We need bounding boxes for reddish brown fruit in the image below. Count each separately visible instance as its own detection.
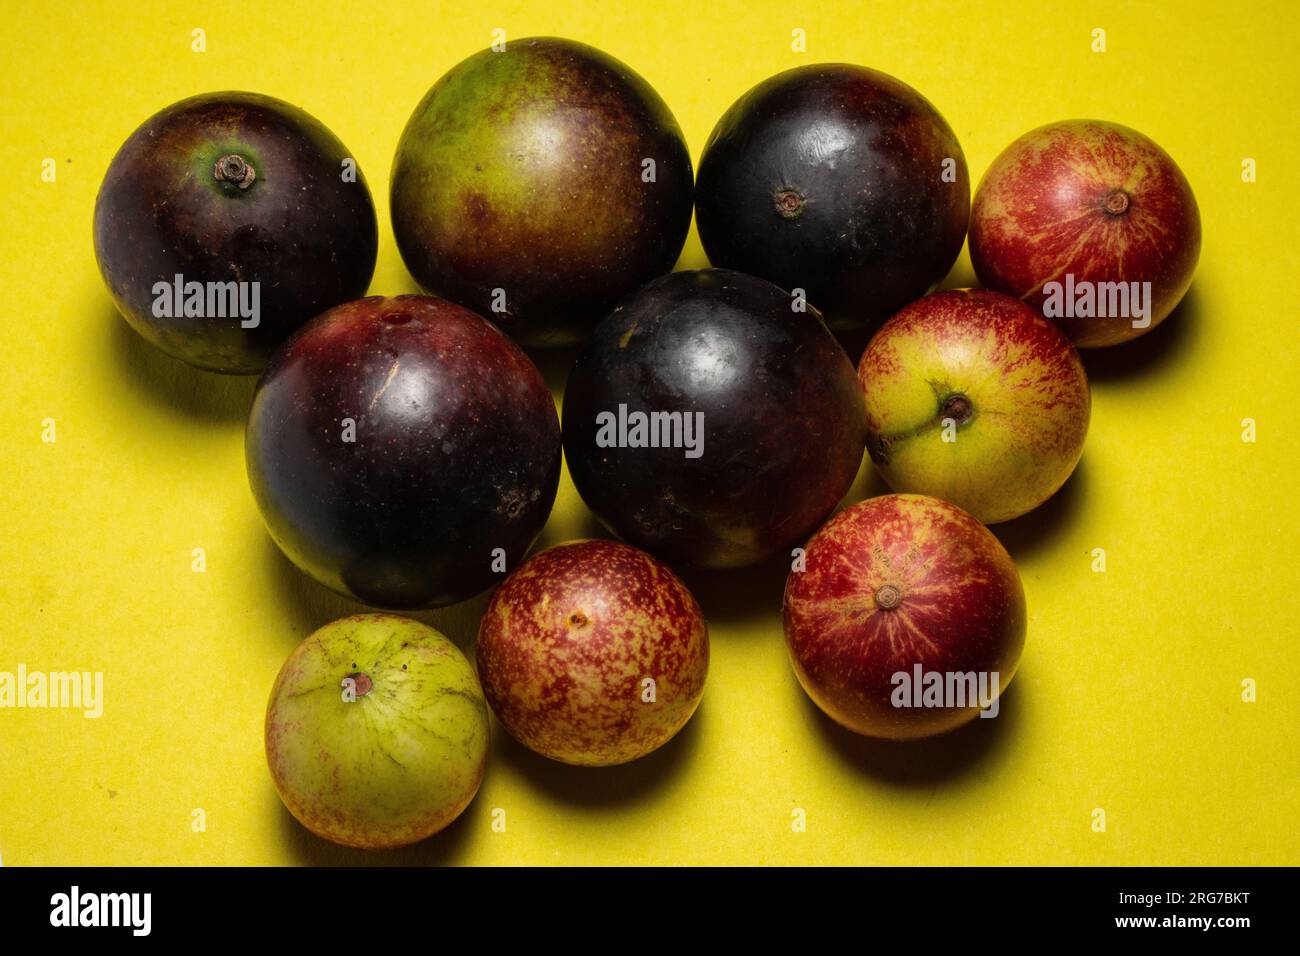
[783,495,1026,740]
[246,295,560,609]
[476,539,708,766]
[969,120,1200,348]
[94,92,378,373]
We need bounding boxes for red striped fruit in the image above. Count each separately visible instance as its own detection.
[784,495,1026,740]
[476,539,708,766]
[969,119,1200,348]
[858,289,1090,525]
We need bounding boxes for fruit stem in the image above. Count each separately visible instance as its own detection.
[344,672,373,698]
[773,187,806,219]
[941,393,974,425]
[1103,189,1130,215]
[874,584,903,610]
[214,153,256,190]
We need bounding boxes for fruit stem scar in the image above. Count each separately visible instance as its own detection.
[941,393,974,425]
[874,583,903,610]
[773,187,806,219]
[568,611,589,627]
[214,153,256,189]
[1103,189,1130,215]
[344,672,373,698]
[870,389,975,464]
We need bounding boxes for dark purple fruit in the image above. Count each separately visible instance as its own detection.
[391,37,694,349]
[246,295,561,608]
[562,269,865,569]
[94,92,378,374]
[695,65,969,332]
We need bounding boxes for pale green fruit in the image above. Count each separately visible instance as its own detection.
[266,614,489,849]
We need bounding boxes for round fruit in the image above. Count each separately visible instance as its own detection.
[93,91,378,373]
[784,495,1026,740]
[266,614,489,849]
[969,119,1201,348]
[563,269,865,569]
[476,539,708,766]
[695,64,969,332]
[858,289,1090,524]
[246,294,561,608]
[391,37,694,348]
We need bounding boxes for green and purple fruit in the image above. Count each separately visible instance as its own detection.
[94,92,377,373]
[391,37,694,348]
[265,614,489,850]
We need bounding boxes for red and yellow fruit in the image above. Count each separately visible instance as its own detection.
[784,495,1026,740]
[476,539,708,766]
[969,119,1200,348]
[858,289,1090,524]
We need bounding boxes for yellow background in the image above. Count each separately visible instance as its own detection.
[1,0,1297,866]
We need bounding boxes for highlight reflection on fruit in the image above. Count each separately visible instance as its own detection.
[266,614,489,850]
[858,289,1090,525]
[562,269,865,569]
[784,495,1026,741]
[695,64,969,332]
[969,119,1201,348]
[93,91,378,374]
[391,36,694,348]
[245,295,561,609]
[476,539,708,766]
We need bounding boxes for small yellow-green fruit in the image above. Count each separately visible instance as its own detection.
[265,614,488,849]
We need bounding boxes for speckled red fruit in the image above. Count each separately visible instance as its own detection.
[246,295,560,608]
[784,495,1026,740]
[476,539,708,766]
[969,120,1200,348]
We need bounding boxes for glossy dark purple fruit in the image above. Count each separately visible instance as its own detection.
[94,92,378,374]
[695,65,969,333]
[246,295,561,608]
[562,269,865,569]
[391,37,694,348]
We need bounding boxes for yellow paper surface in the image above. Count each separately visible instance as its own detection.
[1,0,1297,866]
